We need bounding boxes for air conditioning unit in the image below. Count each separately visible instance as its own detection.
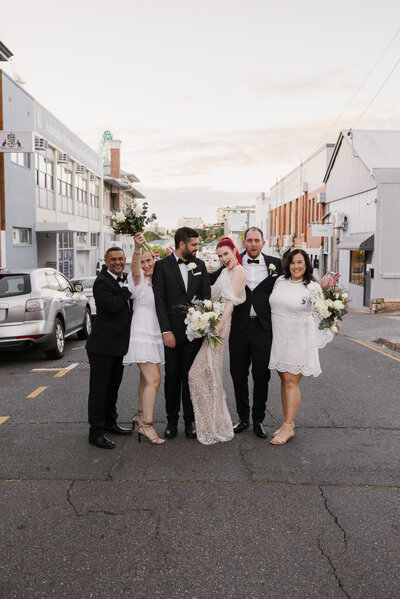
[57,153,70,164]
[35,137,48,151]
[76,165,87,175]
[89,173,96,182]
[283,234,294,247]
[317,193,326,204]
[334,212,348,229]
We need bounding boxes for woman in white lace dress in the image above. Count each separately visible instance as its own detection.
[123,233,165,445]
[189,237,246,445]
[269,249,333,445]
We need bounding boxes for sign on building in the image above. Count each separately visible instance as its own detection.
[311,224,333,237]
[0,131,34,152]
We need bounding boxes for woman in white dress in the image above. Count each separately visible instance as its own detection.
[123,233,165,445]
[269,249,333,445]
[189,237,247,445]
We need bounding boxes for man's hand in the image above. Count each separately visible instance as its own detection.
[163,332,176,348]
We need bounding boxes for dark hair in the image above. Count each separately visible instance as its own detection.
[174,227,199,249]
[284,249,315,285]
[105,246,125,258]
[216,237,242,265]
[244,226,264,240]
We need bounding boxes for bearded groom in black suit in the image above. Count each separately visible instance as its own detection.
[86,247,133,449]
[152,227,211,439]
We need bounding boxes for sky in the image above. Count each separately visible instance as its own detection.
[1,0,400,227]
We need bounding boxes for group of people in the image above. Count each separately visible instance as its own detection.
[86,226,336,449]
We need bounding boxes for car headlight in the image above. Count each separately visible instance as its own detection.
[26,298,45,312]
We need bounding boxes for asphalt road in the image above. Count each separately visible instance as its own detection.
[0,317,399,599]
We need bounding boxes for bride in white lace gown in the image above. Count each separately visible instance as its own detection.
[189,238,246,445]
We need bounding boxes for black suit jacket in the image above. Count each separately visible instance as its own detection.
[152,254,211,343]
[86,267,132,356]
[209,252,283,332]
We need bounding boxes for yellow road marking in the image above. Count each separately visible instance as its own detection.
[26,386,47,399]
[340,332,400,363]
[31,362,79,378]
[0,416,9,424]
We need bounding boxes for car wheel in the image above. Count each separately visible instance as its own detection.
[45,318,65,359]
[77,308,92,340]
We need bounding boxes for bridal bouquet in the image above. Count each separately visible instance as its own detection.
[183,297,225,347]
[314,286,349,334]
[111,199,157,253]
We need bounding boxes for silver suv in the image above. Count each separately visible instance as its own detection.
[0,268,92,359]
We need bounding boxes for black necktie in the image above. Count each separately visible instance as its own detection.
[116,276,124,283]
[247,259,259,264]
[177,258,189,265]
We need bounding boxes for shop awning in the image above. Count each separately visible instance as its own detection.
[36,223,88,233]
[338,233,374,251]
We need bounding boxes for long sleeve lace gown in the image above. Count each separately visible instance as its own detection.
[188,267,246,445]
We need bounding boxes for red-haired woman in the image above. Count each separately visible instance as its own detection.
[188,237,247,444]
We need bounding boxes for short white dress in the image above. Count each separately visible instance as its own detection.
[269,276,333,377]
[123,271,164,365]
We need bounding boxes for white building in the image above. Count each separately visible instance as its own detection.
[177,216,204,229]
[324,130,400,309]
[255,192,270,239]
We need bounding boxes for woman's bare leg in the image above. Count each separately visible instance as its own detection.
[137,363,164,443]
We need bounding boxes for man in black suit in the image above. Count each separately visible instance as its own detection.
[86,247,133,449]
[210,227,283,439]
[152,227,211,439]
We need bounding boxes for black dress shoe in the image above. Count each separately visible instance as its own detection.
[185,421,197,439]
[104,424,133,435]
[89,435,116,449]
[253,422,268,439]
[233,419,249,434]
[164,424,178,439]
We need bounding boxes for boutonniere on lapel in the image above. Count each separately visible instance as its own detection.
[268,263,277,276]
[187,262,202,276]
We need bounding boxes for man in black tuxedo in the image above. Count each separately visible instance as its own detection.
[210,227,283,439]
[152,227,211,439]
[86,247,133,449]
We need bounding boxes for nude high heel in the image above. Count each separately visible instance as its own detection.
[270,423,294,445]
[138,422,165,445]
[132,409,143,430]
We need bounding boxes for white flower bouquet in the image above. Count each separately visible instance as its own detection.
[183,296,225,347]
[110,199,157,253]
[314,286,349,333]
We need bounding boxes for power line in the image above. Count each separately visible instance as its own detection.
[317,26,400,145]
[350,55,400,129]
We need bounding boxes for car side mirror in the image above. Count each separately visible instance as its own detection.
[73,282,84,292]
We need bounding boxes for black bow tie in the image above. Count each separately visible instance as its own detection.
[177,258,189,265]
[116,276,124,283]
[247,259,259,264]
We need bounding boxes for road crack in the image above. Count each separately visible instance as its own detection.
[317,538,351,599]
[237,437,255,481]
[319,485,348,550]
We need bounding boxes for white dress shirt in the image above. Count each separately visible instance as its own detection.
[243,253,269,316]
[174,252,188,291]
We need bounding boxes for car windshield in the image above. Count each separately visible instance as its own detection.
[0,274,31,297]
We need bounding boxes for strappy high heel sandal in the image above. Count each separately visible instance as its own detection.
[138,422,165,445]
[273,422,295,437]
[132,409,143,431]
[270,423,294,445]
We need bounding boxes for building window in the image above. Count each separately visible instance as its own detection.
[89,177,100,220]
[58,232,74,279]
[350,250,365,286]
[57,164,73,214]
[90,232,99,247]
[13,227,31,245]
[76,171,88,217]
[35,148,54,209]
[11,153,31,168]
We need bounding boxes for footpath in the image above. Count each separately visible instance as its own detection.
[341,307,400,356]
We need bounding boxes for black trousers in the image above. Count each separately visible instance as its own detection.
[229,318,272,424]
[87,351,124,440]
[164,337,202,425]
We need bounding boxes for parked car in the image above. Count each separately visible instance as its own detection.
[71,276,97,317]
[0,268,92,359]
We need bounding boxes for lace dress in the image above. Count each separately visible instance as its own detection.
[269,276,333,377]
[123,271,164,365]
[189,267,246,445]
